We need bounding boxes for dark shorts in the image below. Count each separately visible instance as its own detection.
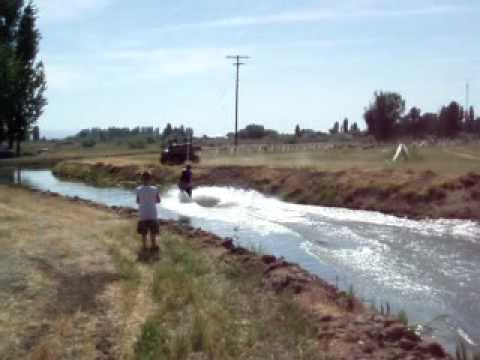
[137,220,159,235]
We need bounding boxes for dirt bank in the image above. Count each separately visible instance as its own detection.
[29,188,453,359]
[54,161,480,221]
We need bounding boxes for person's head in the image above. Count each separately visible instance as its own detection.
[141,171,152,185]
[186,164,192,171]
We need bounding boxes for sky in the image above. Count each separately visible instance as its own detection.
[35,0,480,138]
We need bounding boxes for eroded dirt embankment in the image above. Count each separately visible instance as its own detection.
[54,161,480,221]
[32,188,452,359]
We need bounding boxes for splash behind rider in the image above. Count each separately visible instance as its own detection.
[179,164,193,197]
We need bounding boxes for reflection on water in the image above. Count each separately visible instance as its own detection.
[2,168,480,353]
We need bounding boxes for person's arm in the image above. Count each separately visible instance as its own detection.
[156,192,161,204]
[136,193,140,205]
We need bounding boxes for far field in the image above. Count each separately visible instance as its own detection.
[74,142,480,179]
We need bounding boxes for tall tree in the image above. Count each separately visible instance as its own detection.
[294,124,301,137]
[350,122,359,133]
[32,124,39,141]
[329,121,339,135]
[438,101,463,138]
[0,0,24,145]
[0,0,24,43]
[10,2,47,155]
[405,106,421,137]
[364,91,405,140]
[0,47,17,144]
[465,106,476,133]
[342,118,349,133]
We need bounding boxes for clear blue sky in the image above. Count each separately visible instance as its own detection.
[36,0,480,138]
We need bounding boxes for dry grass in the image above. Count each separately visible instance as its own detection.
[0,185,149,359]
[0,141,161,167]
[75,142,480,179]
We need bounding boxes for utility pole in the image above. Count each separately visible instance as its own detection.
[226,55,249,151]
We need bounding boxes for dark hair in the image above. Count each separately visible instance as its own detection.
[186,164,191,170]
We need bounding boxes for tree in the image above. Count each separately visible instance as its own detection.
[239,124,265,139]
[0,1,46,154]
[364,91,405,140]
[32,124,39,141]
[294,124,301,137]
[0,0,24,145]
[404,106,421,137]
[0,46,17,144]
[11,2,47,155]
[329,121,339,135]
[162,123,173,138]
[350,122,359,133]
[465,106,475,133]
[438,101,463,138]
[342,118,349,133]
[185,127,194,141]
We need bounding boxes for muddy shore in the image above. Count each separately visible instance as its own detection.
[21,186,453,359]
[54,161,480,221]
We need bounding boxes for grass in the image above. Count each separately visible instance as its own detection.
[0,185,338,359]
[134,234,325,359]
[0,185,146,359]
[0,140,161,167]
[71,142,480,181]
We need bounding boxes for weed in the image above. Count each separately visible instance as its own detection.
[134,319,170,360]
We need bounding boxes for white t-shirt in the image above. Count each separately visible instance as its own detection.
[136,185,160,221]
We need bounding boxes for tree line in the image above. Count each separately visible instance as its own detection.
[328,118,359,135]
[363,91,479,140]
[0,0,46,155]
[73,124,194,145]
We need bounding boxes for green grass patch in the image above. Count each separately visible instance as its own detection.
[134,234,326,359]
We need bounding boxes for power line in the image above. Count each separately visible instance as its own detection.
[226,55,250,151]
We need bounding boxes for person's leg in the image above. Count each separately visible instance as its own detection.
[138,221,148,249]
[150,220,159,250]
[150,233,157,249]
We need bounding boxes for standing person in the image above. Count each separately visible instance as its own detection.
[136,171,161,259]
[178,164,193,197]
